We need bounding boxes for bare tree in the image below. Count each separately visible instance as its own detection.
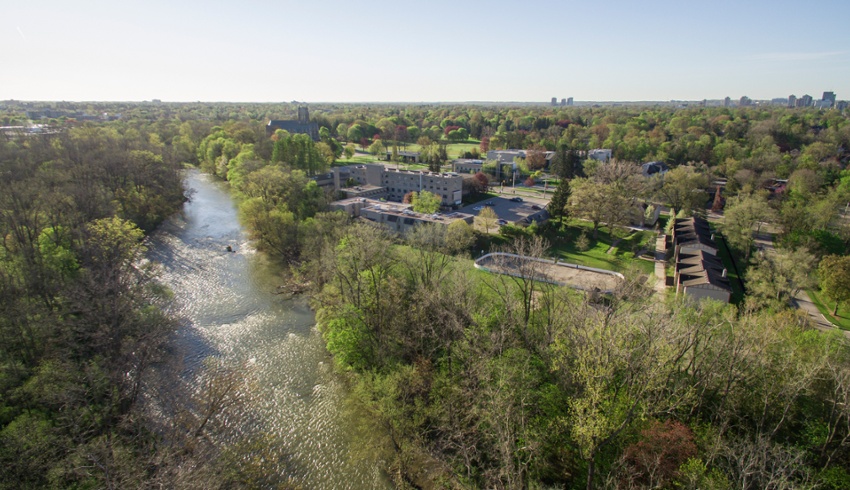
[485,236,550,339]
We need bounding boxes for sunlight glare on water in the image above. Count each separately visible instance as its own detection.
[146,170,390,489]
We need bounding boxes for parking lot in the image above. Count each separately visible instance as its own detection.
[456,196,548,225]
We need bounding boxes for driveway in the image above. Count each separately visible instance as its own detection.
[706,212,848,337]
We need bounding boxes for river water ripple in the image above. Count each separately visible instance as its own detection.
[146,170,390,489]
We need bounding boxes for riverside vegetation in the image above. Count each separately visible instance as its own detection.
[3,100,850,488]
[0,125,305,488]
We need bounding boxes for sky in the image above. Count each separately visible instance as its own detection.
[2,0,849,103]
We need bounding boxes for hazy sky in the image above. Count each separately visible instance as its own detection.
[3,0,849,102]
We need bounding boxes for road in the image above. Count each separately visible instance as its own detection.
[705,211,847,336]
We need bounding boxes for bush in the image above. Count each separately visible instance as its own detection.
[576,230,591,251]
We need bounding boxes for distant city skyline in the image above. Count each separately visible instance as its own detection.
[3,0,849,103]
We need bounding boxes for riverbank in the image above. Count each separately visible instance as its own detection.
[147,170,392,489]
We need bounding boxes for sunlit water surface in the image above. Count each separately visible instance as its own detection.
[146,169,390,489]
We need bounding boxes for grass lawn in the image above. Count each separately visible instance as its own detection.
[445,142,481,159]
[336,140,482,171]
[536,220,657,275]
[396,140,481,159]
[462,192,499,206]
[806,289,850,330]
[335,155,381,165]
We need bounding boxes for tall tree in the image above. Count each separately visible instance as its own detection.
[411,191,441,214]
[655,165,709,216]
[547,178,571,222]
[551,145,581,179]
[475,207,498,234]
[721,193,774,261]
[746,248,816,306]
[818,254,850,315]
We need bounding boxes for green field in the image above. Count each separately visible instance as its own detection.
[389,140,482,159]
[334,155,379,165]
[538,220,657,275]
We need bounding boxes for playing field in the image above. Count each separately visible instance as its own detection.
[475,253,623,292]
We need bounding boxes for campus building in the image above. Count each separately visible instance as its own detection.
[383,150,421,163]
[330,164,463,208]
[486,149,556,166]
[331,198,473,234]
[266,106,320,140]
[587,149,612,162]
[452,159,484,174]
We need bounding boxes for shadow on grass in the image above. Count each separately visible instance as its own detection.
[807,289,850,330]
[537,220,656,275]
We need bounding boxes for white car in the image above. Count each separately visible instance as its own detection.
[473,206,483,211]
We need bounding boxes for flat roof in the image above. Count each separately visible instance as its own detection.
[340,184,384,192]
[382,168,461,178]
[363,203,472,224]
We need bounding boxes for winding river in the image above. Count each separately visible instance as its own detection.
[146,169,390,489]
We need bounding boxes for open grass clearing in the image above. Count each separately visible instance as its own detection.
[537,220,657,275]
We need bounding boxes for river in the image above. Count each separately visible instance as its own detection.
[146,169,391,489]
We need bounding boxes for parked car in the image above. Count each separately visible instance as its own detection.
[496,219,508,226]
[510,197,523,202]
[531,204,542,210]
[485,201,495,206]
[473,206,483,211]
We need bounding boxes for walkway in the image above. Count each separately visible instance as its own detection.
[653,234,667,296]
[708,213,847,336]
[791,290,838,332]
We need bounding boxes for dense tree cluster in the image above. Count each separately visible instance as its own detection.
[0,127,193,488]
[313,228,850,489]
[0,120,297,488]
[5,99,850,489]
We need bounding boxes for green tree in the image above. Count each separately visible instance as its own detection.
[368,139,385,156]
[411,191,442,214]
[475,207,498,234]
[271,132,328,176]
[547,178,571,222]
[818,254,850,315]
[721,193,774,261]
[445,220,475,255]
[568,178,608,238]
[655,165,709,216]
[746,248,816,306]
[550,145,577,179]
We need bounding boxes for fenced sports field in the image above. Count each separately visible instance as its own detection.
[474,253,624,293]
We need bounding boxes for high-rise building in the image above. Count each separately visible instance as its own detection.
[567,97,574,106]
[551,97,558,106]
[560,98,566,106]
[788,95,797,108]
[823,91,836,107]
[799,94,813,107]
[724,97,731,107]
[739,96,752,107]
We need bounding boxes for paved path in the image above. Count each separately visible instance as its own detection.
[791,290,839,332]
[653,234,667,296]
[707,212,848,336]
